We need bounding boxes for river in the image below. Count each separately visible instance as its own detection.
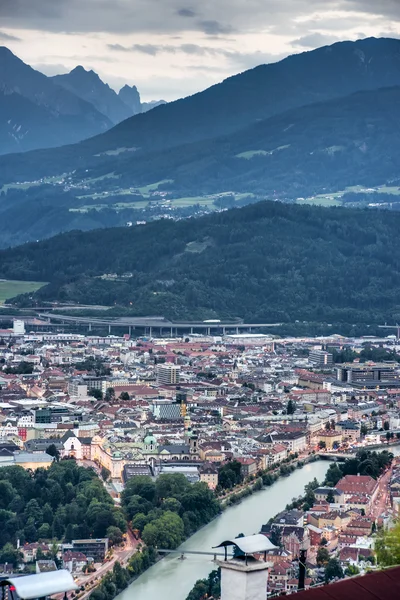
[116,460,330,600]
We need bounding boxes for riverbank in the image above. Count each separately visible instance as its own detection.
[115,461,331,600]
[219,452,319,506]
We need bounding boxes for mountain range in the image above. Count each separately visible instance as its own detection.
[0,47,165,154]
[1,37,400,248]
[2,200,400,328]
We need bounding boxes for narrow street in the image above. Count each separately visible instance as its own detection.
[369,466,392,519]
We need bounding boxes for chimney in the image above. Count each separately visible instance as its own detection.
[215,534,276,600]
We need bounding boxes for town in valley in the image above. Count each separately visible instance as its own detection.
[1,318,400,597]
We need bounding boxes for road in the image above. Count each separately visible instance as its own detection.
[71,529,139,600]
[369,466,392,519]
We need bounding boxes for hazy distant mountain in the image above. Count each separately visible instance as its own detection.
[0,47,112,154]
[2,37,400,173]
[2,37,400,250]
[52,66,133,125]
[118,84,142,116]
[141,99,167,112]
[118,84,166,114]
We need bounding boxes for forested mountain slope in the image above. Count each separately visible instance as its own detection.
[76,85,400,197]
[2,201,400,325]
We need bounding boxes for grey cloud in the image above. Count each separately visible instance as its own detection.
[0,0,399,38]
[128,44,164,56]
[108,42,222,56]
[177,8,196,18]
[0,30,21,41]
[197,20,235,35]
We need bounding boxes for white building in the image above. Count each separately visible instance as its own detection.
[156,363,180,385]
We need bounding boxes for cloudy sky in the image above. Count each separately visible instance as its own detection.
[0,0,399,101]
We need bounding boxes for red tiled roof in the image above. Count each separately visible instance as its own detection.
[297,565,400,599]
[336,475,377,495]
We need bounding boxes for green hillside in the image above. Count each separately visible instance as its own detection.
[1,200,400,325]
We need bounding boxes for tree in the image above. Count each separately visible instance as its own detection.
[0,543,21,567]
[360,424,368,436]
[386,432,391,442]
[218,460,243,490]
[122,476,156,505]
[113,561,128,592]
[316,546,330,566]
[162,497,181,513]
[155,474,189,502]
[287,399,296,415]
[345,564,360,576]
[318,441,326,450]
[324,463,343,487]
[384,421,390,431]
[101,467,111,482]
[0,481,17,509]
[142,511,184,549]
[324,557,344,583]
[320,537,328,546]
[106,526,124,545]
[131,513,148,533]
[88,388,103,401]
[105,387,115,402]
[119,392,130,400]
[326,490,335,504]
[46,444,60,462]
[37,523,51,540]
[375,520,400,566]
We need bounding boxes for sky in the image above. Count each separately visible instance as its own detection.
[0,0,400,101]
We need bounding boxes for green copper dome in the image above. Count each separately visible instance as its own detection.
[144,433,157,445]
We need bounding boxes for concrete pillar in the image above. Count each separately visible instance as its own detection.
[236,327,239,334]
[171,327,173,337]
[129,326,132,336]
[217,559,270,600]
[88,323,92,332]
[190,327,193,334]
[149,326,152,338]
[108,325,111,334]
[207,327,211,336]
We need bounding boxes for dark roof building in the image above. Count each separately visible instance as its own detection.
[297,564,400,599]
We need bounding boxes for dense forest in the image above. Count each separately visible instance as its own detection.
[2,200,400,326]
[121,473,220,547]
[0,461,127,564]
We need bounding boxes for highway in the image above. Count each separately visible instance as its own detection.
[38,312,283,334]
